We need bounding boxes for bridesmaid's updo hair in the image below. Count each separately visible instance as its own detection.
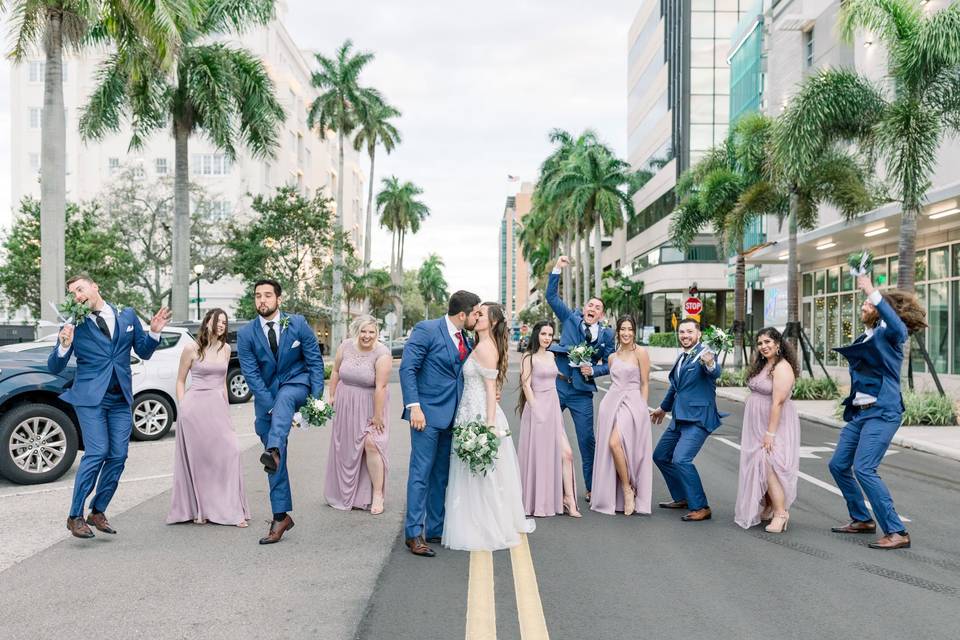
[746,326,800,380]
[350,314,379,346]
[614,315,638,349]
[196,308,229,361]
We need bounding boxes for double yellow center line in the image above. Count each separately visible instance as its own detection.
[465,534,549,639]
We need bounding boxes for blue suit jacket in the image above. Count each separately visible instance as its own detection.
[47,305,160,407]
[834,296,907,423]
[659,343,724,432]
[399,317,471,429]
[545,272,615,394]
[237,313,325,419]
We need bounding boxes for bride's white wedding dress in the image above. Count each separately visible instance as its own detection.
[443,355,535,551]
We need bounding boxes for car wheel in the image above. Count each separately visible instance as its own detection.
[131,393,174,441]
[0,403,79,484]
[227,367,252,404]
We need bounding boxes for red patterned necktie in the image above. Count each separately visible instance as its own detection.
[456,331,467,361]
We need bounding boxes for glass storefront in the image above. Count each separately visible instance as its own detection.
[801,240,960,374]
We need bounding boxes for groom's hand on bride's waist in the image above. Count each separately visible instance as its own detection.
[409,405,426,431]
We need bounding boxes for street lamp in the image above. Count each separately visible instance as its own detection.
[193,264,205,321]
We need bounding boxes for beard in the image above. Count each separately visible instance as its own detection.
[464,317,478,331]
[256,303,279,318]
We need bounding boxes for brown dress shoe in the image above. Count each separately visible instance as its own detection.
[406,536,436,557]
[67,516,95,539]
[831,520,877,534]
[260,449,280,473]
[86,512,116,534]
[869,532,911,550]
[681,507,712,522]
[658,500,688,510]
[258,515,295,545]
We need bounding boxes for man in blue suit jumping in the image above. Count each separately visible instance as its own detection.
[400,290,481,557]
[651,318,723,522]
[237,279,325,545]
[546,256,615,500]
[49,274,171,539]
[829,274,926,550]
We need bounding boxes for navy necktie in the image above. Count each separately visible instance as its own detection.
[267,321,279,357]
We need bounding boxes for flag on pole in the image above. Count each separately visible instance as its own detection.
[507,175,519,182]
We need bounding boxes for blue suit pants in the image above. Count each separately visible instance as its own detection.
[828,407,905,535]
[69,391,132,517]
[404,425,453,540]
[557,384,595,493]
[254,383,309,513]
[653,420,710,511]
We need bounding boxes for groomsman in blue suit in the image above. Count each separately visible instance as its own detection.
[828,274,925,550]
[400,290,481,557]
[48,274,170,539]
[651,318,723,522]
[546,256,615,499]
[237,279,325,545]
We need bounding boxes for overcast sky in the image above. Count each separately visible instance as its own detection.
[0,0,636,302]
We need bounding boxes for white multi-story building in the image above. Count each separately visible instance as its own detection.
[8,1,367,320]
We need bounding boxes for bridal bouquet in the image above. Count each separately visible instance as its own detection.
[567,342,597,366]
[847,250,874,277]
[453,416,502,476]
[55,300,91,325]
[702,326,733,355]
[293,396,335,429]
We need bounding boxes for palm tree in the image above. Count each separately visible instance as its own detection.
[417,253,449,319]
[7,0,193,321]
[376,176,430,334]
[352,96,401,278]
[363,268,401,318]
[307,39,381,348]
[777,0,960,293]
[79,0,284,320]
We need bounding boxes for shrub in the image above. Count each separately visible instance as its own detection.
[716,368,748,387]
[901,391,957,426]
[647,332,678,348]
[324,364,333,380]
[792,376,840,401]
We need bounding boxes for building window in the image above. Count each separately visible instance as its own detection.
[155,158,168,175]
[29,153,40,171]
[133,164,145,179]
[108,157,120,174]
[210,200,232,217]
[803,28,815,69]
[191,153,232,176]
[29,107,41,129]
[28,61,43,82]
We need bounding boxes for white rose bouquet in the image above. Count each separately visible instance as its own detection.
[453,415,502,476]
[847,250,874,277]
[567,342,597,366]
[293,395,335,428]
[702,326,733,355]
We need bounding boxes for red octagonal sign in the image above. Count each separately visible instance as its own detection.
[684,297,703,315]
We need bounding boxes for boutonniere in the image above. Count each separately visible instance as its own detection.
[279,316,291,331]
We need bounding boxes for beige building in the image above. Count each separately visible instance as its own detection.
[8,1,366,320]
[499,182,533,330]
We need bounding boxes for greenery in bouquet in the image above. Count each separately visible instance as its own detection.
[702,326,733,354]
[453,415,501,476]
[293,395,335,428]
[57,299,92,325]
[567,342,597,366]
[847,250,874,277]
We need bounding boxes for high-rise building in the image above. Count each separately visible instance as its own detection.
[604,0,752,333]
[8,2,367,320]
[499,182,532,330]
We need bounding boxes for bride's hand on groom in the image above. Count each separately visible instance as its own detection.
[410,406,426,431]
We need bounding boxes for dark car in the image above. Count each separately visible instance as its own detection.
[168,320,253,404]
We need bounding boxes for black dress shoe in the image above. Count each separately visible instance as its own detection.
[260,448,280,473]
[425,536,442,544]
[658,500,688,510]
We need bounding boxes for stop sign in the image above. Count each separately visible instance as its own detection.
[684,297,703,316]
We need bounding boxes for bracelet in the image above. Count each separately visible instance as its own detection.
[765,431,777,437]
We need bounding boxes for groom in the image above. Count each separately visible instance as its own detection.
[48,274,170,539]
[400,290,482,557]
[546,255,615,498]
[237,279,324,545]
[650,318,723,522]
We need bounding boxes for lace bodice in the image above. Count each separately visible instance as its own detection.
[337,339,389,388]
[455,355,505,434]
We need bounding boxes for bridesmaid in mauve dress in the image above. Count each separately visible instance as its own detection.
[735,327,801,533]
[324,315,392,514]
[518,321,580,518]
[591,316,653,516]
[167,309,250,527]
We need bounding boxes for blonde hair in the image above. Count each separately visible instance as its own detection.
[350,314,380,346]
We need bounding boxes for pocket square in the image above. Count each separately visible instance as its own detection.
[291,340,301,348]
[125,326,134,333]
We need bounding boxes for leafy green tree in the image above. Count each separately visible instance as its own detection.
[0,198,143,317]
[377,176,430,333]
[417,253,449,320]
[600,270,644,322]
[517,301,555,327]
[79,0,284,321]
[228,186,337,323]
[400,269,426,330]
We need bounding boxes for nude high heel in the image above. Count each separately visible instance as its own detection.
[765,512,790,533]
[623,486,636,516]
[563,497,582,518]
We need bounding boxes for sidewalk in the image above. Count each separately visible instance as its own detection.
[650,370,960,463]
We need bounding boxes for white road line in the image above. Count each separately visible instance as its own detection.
[0,473,174,499]
[711,436,910,522]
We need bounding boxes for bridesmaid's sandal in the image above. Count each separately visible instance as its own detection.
[236,520,249,528]
[193,518,208,525]
[370,494,385,515]
[563,498,582,518]
[765,512,790,534]
[623,486,636,516]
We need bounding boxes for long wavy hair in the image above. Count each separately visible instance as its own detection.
[516,320,554,416]
[745,326,800,380]
[482,302,509,390]
[196,308,229,361]
[880,290,927,334]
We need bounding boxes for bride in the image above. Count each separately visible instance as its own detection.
[444,302,535,551]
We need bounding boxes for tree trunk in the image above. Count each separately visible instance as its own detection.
[581,228,590,305]
[396,230,405,336]
[40,13,66,322]
[898,206,920,382]
[593,211,602,298]
[172,121,191,320]
[734,249,746,368]
[331,130,347,349]
[362,149,376,312]
[563,229,572,302]
[572,232,581,309]
[786,193,799,351]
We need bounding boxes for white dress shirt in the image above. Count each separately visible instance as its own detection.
[58,303,160,356]
[260,312,283,342]
[406,316,465,409]
[852,290,885,406]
